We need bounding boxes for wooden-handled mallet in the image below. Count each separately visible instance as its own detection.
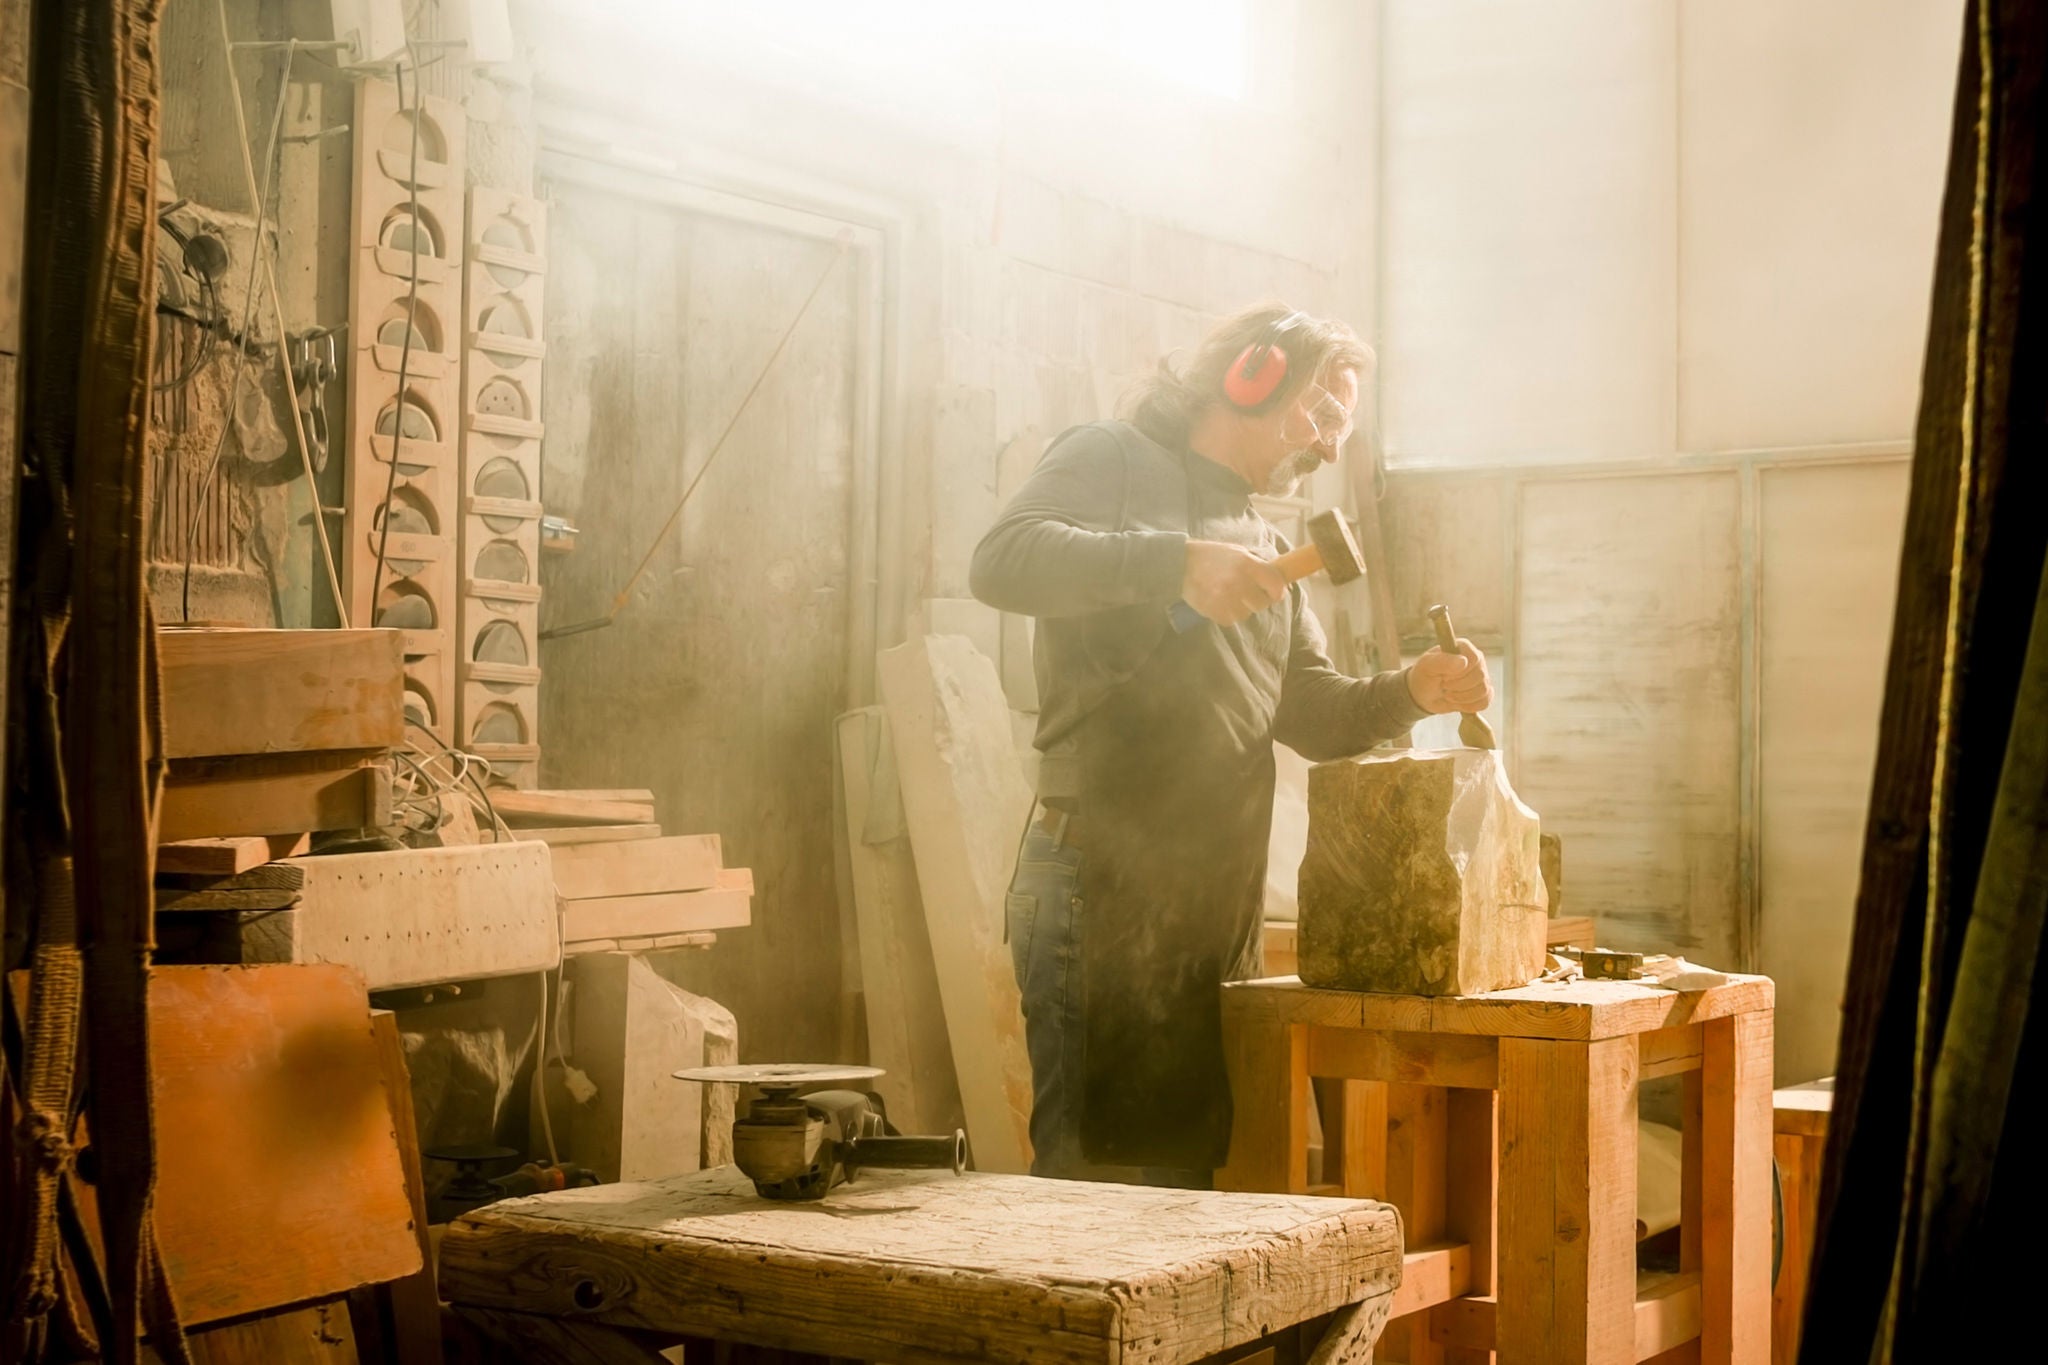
[1427,604,1496,750]
[1168,508,1366,633]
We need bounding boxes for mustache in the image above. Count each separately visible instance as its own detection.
[1267,447,1324,495]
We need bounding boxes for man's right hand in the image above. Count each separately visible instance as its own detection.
[1181,540,1286,627]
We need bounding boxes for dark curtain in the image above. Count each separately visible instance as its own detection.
[1801,2,2048,1359]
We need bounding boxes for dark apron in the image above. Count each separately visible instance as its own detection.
[1074,605,1285,1171]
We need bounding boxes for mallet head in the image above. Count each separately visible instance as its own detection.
[1305,508,1366,586]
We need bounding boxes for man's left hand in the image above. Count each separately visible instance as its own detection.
[1407,639,1493,715]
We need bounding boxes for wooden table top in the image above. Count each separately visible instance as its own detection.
[1224,972,1775,1040]
[439,1165,1401,1365]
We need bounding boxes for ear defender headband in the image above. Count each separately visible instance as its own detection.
[1222,310,1310,411]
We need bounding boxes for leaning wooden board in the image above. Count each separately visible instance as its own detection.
[439,1166,1401,1365]
[548,833,722,900]
[8,966,420,1326]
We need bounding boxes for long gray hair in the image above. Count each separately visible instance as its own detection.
[1120,303,1372,450]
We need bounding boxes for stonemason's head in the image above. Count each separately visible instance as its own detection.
[1122,304,1371,495]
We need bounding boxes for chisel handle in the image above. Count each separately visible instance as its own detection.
[1426,604,1497,750]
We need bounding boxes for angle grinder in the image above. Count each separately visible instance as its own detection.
[675,1063,966,1200]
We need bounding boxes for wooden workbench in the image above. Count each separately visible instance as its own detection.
[1218,973,1775,1365]
[439,1165,1402,1364]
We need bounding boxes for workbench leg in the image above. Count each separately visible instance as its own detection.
[1700,1012,1772,1365]
[1437,1087,1497,1365]
[1498,1037,1638,1365]
[1217,995,1309,1193]
[1382,1084,1448,1364]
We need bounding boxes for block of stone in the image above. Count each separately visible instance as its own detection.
[1298,748,1548,997]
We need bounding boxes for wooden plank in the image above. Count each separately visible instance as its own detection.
[160,752,391,841]
[1389,1243,1472,1320]
[1383,1084,1450,1363]
[1770,1080,1832,1138]
[559,876,752,945]
[491,789,657,826]
[365,1010,443,1365]
[1640,1024,1705,1080]
[439,1166,1401,1365]
[1635,1272,1703,1362]
[179,1298,361,1364]
[837,707,965,1138]
[566,953,738,1183]
[876,635,1035,1173]
[158,626,405,759]
[1497,1035,1638,1365]
[237,843,559,989]
[1216,993,1312,1194]
[156,833,312,876]
[507,823,662,846]
[128,966,418,1325]
[157,862,309,892]
[155,886,302,913]
[1306,1027,1499,1089]
[1426,1271,1702,1361]
[1770,1130,1824,1365]
[1680,1069,1703,1275]
[1515,473,1743,970]
[1699,1012,1771,1365]
[549,833,722,900]
[1225,975,1775,1043]
[1336,1079,1387,1201]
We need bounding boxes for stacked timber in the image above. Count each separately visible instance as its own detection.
[156,626,404,843]
[499,790,753,953]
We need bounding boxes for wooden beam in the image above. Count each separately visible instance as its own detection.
[507,823,662,846]
[1216,998,1311,1194]
[1547,915,1597,950]
[1383,1083,1450,1363]
[1640,1024,1705,1080]
[1444,1085,1498,1365]
[1426,1271,1703,1362]
[491,789,657,826]
[159,626,405,759]
[159,752,390,841]
[366,1009,443,1365]
[1700,1012,1772,1364]
[558,875,752,945]
[550,833,722,900]
[1307,1026,1500,1090]
[1497,1035,1639,1365]
[156,833,311,876]
[1389,1242,1472,1320]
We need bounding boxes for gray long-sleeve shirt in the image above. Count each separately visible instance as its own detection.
[969,420,1427,803]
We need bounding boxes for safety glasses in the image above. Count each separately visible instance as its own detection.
[1290,383,1356,448]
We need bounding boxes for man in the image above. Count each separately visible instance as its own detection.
[969,304,1493,1184]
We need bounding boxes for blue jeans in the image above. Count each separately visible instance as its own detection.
[1005,812,1210,1189]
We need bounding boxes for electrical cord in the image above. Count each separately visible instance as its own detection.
[367,51,426,627]
[404,717,510,843]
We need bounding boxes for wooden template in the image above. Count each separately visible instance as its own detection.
[508,823,662,847]
[456,187,548,784]
[876,635,1034,1173]
[158,627,405,759]
[234,842,559,989]
[345,77,467,741]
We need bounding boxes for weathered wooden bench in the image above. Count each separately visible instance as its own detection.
[439,1165,1402,1364]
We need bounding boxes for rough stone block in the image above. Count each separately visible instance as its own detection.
[1298,748,1548,997]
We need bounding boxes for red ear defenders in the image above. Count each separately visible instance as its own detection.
[1223,310,1309,411]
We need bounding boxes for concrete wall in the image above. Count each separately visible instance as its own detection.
[1376,0,1960,1082]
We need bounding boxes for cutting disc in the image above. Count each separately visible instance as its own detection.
[673,1062,884,1087]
